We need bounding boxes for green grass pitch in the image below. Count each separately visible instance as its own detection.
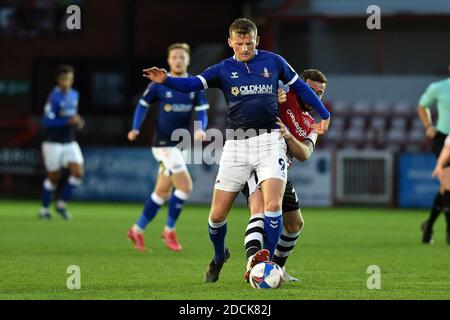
[0,200,449,300]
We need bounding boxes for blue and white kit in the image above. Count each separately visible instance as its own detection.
[42,86,83,172]
[160,50,330,191]
[132,75,209,175]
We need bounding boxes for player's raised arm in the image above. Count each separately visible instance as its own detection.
[143,67,204,93]
[143,63,221,93]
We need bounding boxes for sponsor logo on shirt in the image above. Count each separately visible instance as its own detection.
[230,84,273,96]
[286,109,308,138]
[164,103,192,112]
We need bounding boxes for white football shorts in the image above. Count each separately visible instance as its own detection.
[152,146,188,176]
[214,131,288,192]
[42,141,84,172]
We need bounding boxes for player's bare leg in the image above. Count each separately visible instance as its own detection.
[273,209,304,282]
[260,178,286,258]
[161,171,192,251]
[40,170,61,219]
[244,189,270,281]
[128,173,172,251]
[204,189,236,283]
[55,162,83,220]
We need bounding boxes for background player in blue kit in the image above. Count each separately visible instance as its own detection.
[40,65,85,220]
[127,43,209,252]
[143,19,330,282]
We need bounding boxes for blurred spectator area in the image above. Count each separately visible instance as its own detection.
[318,99,435,153]
[1,0,449,152]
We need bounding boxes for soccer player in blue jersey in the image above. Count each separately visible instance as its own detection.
[40,65,85,220]
[127,43,209,252]
[143,18,330,282]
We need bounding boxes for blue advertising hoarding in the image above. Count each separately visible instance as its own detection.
[397,153,440,208]
[74,147,158,201]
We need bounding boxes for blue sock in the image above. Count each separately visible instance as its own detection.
[166,189,188,229]
[60,176,82,203]
[264,210,283,258]
[208,219,227,263]
[136,193,165,230]
[41,179,56,209]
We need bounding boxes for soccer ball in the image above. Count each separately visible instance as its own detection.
[249,261,283,289]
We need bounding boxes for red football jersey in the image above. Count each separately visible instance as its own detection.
[278,89,315,142]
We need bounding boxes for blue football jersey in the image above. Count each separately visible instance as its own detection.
[140,80,209,146]
[42,87,79,143]
[196,49,298,130]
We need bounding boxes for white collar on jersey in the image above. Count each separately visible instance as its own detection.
[168,72,188,78]
[232,49,259,61]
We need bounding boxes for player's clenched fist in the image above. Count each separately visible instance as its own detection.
[128,129,140,141]
[69,114,84,128]
[143,67,168,83]
[425,126,437,139]
[194,129,206,141]
[311,118,330,135]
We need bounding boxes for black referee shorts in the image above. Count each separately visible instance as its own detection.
[432,131,450,167]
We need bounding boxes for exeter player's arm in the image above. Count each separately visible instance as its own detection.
[276,117,315,162]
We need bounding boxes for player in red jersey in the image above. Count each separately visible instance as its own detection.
[242,69,328,282]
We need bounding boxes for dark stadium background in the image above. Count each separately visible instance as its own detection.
[1,0,450,207]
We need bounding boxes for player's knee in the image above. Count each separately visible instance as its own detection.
[209,211,226,224]
[178,183,192,195]
[155,189,171,201]
[285,220,303,233]
[248,195,264,215]
[173,174,192,194]
[47,173,60,185]
[209,205,227,223]
[264,199,282,212]
[72,170,83,179]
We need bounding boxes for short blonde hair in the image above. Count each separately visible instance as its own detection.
[168,43,190,56]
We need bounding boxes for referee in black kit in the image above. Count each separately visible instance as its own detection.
[417,64,450,244]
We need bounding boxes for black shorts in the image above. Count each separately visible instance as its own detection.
[431,131,447,159]
[242,175,300,213]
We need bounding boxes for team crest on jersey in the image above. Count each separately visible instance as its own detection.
[231,72,239,79]
[165,91,173,98]
[231,87,239,96]
[261,67,271,78]
[164,104,172,112]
